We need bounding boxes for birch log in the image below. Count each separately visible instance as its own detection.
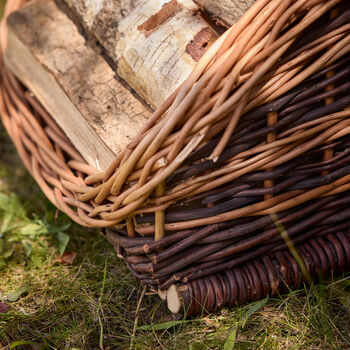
[5,0,151,170]
[60,0,218,108]
[195,0,256,27]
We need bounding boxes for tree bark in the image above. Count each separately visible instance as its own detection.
[59,0,218,108]
[195,0,256,27]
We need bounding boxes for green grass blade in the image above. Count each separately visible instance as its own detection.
[224,327,237,350]
[138,320,190,331]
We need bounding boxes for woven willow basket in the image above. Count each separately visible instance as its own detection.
[1,0,350,315]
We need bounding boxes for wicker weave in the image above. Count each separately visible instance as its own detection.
[1,0,350,314]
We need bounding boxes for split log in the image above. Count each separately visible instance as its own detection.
[5,0,151,170]
[59,0,218,108]
[195,0,256,27]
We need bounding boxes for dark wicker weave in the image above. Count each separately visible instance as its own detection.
[0,0,349,315]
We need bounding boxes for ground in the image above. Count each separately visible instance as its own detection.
[0,1,349,348]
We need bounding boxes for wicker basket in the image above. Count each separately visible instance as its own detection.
[1,0,350,315]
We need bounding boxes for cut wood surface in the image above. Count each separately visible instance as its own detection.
[166,284,181,314]
[195,0,256,26]
[60,0,218,108]
[5,0,151,170]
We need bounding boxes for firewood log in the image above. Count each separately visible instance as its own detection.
[195,0,255,27]
[60,0,218,108]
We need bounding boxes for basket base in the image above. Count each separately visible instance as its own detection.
[105,229,350,316]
